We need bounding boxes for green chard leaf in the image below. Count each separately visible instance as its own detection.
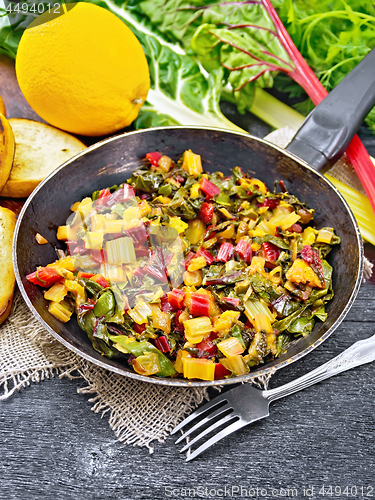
[253,235,291,250]
[124,0,294,112]
[127,0,375,128]
[108,338,177,377]
[287,303,327,336]
[312,306,327,322]
[276,333,290,356]
[111,203,126,218]
[287,316,315,336]
[249,273,282,303]
[128,169,164,192]
[273,304,309,333]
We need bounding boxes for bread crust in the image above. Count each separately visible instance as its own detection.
[0,119,86,198]
[0,207,16,325]
[0,113,15,192]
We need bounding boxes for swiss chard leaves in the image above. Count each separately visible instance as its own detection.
[128,169,164,193]
[253,235,291,250]
[249,273,281,303]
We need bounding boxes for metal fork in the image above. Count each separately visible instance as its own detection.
[172,334,375,461]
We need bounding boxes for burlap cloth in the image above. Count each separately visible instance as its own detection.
[0,127,372,452]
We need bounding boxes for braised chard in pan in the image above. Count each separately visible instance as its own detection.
[27,149,339,381]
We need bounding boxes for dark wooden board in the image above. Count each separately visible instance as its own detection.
[1,278,374,500]
[1,54,375,500]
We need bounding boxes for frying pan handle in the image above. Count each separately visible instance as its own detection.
[286,47,375,171]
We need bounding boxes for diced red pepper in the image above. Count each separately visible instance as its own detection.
[160,295,176,313]
[66,241,77,253]
[107,185,135,206]
[286,223,303,233]
[168,289,186,310]
[154,336,170,353]
[77,271,95,279]
[199,202,214,224]
[125,224,148,244]
[133,267,147,278]
[222,297,241,307]
[123,184,135,199]
[259,198,280,210]
[72,245,88,255]
[190,292,211,317]
[196,248,214,266]
[91,274,110,288]
[200,177,221,199]
[174,310,184,333]
[144,263,168,282]
[214,363,231,380]
[184,251,196,269]
[139,193,152,200]
[195,337,217,356]
[90,249,106,264]
[146,151,162,166]
[133,323,146,334]
[216,242,234,263]
[235,239,252,263]
[134,244,150,257]
[26,267,63,287]
[95,188,111,207]
[99,188,110,198]
[262,242,281,262]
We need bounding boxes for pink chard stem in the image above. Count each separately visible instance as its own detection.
[262,0,375,215]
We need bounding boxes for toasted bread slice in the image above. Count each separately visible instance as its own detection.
[0,207,16,325]
[0,119,86,198]
[0,113,15,192]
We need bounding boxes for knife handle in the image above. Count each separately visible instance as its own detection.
[286,47,375,171]
[263,335,375,403]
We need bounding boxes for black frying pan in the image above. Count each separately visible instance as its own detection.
[13,48,375,387]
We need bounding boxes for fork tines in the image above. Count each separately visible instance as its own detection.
[172,389,246,461]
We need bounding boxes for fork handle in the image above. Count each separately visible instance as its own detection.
[263,335,375,403]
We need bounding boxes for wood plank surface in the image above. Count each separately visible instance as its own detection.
[1,278,374,500]
[0,54,374,500]
[0,55,43,121]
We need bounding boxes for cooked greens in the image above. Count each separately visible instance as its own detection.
[27,149,340,381]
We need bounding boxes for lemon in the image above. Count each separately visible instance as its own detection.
[15,2,150,136]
